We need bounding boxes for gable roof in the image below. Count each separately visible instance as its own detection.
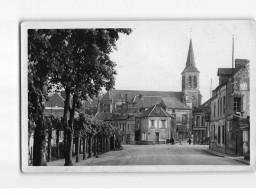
[162,97,191,110]
[135,104,173,118]
[101,90,183,102]
[45,93,64,108]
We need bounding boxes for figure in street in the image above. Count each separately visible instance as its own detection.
[187,138,192,145]
[179,138,182,145]
[170,137,175,145]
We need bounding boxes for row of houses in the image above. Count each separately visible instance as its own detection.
[191,59,250,159]
[209,59,250,158]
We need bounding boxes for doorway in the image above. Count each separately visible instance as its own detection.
[155,133,159,144]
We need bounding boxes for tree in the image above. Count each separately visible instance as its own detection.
[28,30,53,166]
[51,116,63,159]
[47,29,132,165]
[28,29,132,166]
[45,115,53,162]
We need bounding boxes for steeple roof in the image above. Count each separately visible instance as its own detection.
[182,39,199,74]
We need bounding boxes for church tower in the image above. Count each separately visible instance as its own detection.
[181,39,201,109]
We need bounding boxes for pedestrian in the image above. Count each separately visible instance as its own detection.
[187,138,191,145]
[170,137,175,145]
[179,138,182,145]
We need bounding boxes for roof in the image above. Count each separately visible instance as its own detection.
[217,68,233,76]
[193,98,212,112]
[45,93,64,108]
[111,108,139,120]
[133,96,163,108]
[135,104,173,118]
[101,90,183,102]
[162,97,191,110]
[95,112,113,121]
[182,39,200,74]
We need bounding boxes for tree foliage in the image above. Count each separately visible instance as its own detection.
[28,28,132,166]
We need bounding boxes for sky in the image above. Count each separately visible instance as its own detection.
[109,20,255,103]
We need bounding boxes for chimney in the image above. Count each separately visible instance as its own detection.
[235,59,249,69]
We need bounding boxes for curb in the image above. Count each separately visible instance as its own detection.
[203,149,250,165]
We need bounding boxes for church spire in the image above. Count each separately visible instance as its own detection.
[186,39,196,68]
[182,39,199,74]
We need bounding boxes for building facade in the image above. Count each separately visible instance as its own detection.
[209,59,250,157]
[134,104,176,144]
[192,99,211,144]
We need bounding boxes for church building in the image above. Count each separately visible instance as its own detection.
[96,39,202,144]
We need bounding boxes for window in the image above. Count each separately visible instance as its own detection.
[150,120,155,128]
[223,96,226,114]
[218,99,219,116]
[220,98,222,115]
[201,116,205,126]
[182,114,187,124]
[188,76,192,88]
[218,126,221,144]
[136,119,140,129]
[214,103,216,118]
[234,97,241,112]
[193,76,197,88]
[213,125,216,140]
[142,132,146,140]
[196,116,200,127]
[222,125,225,144]
[161,120,166,128]
[127,124,130,130]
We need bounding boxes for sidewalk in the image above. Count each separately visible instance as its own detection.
[203,149,250,165]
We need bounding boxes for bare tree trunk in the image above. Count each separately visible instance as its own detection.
[93,136,97,156]
[56,128,60,159]
[101,136,104,154]
[75,136,80,162]
[63,89,70,165]
[104,137,108,153]
[107,137,110,152]
[33,116,47,166]
[88,136,92,158]
[64,127,73,166]
[79,138,82,154]
[47,127,52,162]
[83,135,86,160]
[65,92,76,166]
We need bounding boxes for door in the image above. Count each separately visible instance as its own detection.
[155,133,159,144]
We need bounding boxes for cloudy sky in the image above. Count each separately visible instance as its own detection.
[109,20,255,103]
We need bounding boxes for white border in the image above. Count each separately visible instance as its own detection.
[21,20,256,172]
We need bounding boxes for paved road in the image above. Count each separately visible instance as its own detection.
[48,144,246,166]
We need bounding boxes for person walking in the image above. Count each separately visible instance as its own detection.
[187,138,192,145]
[179,138,182,145]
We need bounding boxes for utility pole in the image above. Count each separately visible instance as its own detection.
[232,36,234,71]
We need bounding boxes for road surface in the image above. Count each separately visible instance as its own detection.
[48,144,246,166]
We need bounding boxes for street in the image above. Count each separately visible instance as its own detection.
[48,143,246,166]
